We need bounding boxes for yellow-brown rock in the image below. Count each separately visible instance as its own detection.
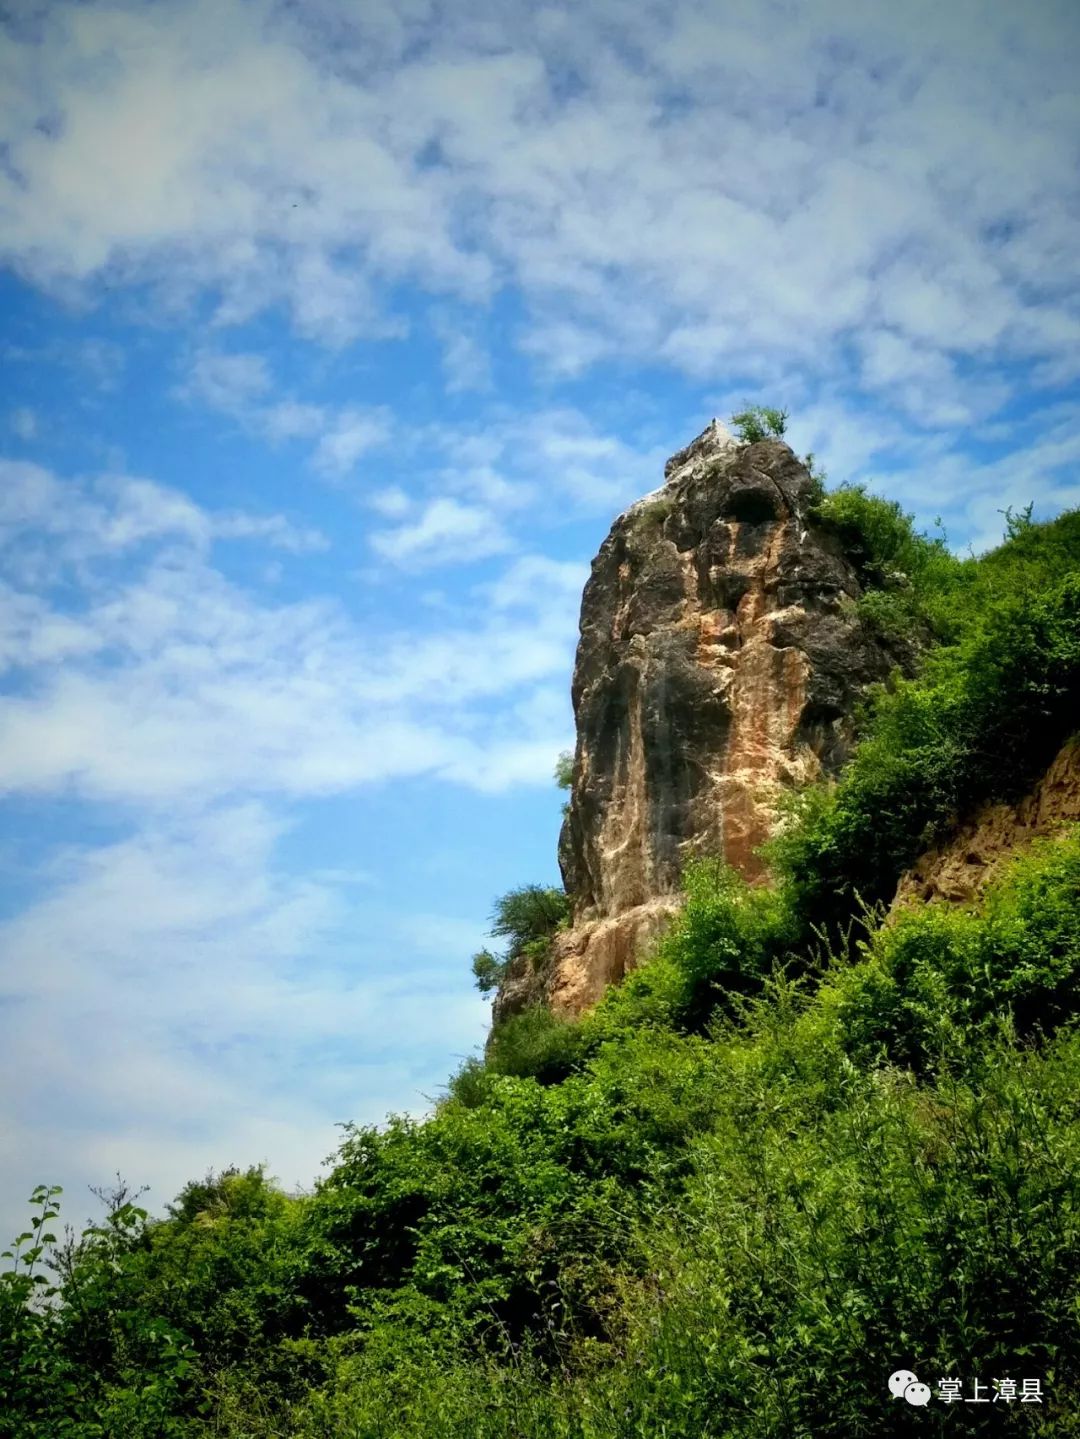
[894,738,1080,908]
[497,421,906,1022]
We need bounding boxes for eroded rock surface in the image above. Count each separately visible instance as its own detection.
[894,738,1080,908]
[499,421,905,1021]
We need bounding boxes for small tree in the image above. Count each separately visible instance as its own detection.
[490,885,569,953]
[1000,502,1035,542]
[471,948,505,994]
[554,750,574,819]
[730,404,788,443]
[470,884,570,996]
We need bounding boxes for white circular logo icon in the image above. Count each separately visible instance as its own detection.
[904,1382,931,1407]
[888,1369,918,1399]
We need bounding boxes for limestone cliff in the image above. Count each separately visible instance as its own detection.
[495,421,905,1022]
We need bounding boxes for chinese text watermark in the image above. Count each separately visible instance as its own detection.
[888,1370,1044,1407]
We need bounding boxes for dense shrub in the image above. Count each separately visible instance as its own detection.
[773,550,1080,935]
[10,827,1080,1434]
[554,750,574,790]
[832,827,1080,1069]
[648,859,799,1029]
[484,1005,588,1083]
[595,1020,1080,1437]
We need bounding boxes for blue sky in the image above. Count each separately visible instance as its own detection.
[1,0,1079,1236]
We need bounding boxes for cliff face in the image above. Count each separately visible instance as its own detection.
[496,421,904,1022]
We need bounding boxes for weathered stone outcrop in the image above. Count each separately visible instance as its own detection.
[497,421,907,1023]
[894,737,1080,908]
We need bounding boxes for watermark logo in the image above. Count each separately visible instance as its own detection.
[888,1370,1044,1407]
[889,1370,930,1406]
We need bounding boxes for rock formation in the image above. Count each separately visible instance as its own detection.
[495,421,905,1022]
[894,737,1080,908]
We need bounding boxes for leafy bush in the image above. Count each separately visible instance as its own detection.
[648,860,798,1029]
[554,750,574,790]
[485,1006,588,1083]
[832,827,1080,1069]
[800,450,828,506]
[13,826,1080,1433]
[470,947,505,994]
[471,883,570,994]
[596,1019,1080,1437]
[808,481,962,642]
[1,1183,201,1438]
[772,557,1080,935]
[811,483,936,584]
[490,884,569,951]
[729,404,788,442]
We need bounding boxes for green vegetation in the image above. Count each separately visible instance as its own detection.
[554,750,574,790]
[471,883,570,994]
[5,504,1080,1436]
[800,450,828,506]
[555,749,574,819]
[812,481,953,594]
[774,513,1080,935]
[729,403,788,442]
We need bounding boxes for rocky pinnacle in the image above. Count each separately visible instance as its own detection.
[495,424,899,1022]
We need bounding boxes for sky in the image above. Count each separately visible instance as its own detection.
[1,0,1079,1239]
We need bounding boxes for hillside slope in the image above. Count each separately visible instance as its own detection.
[3,463,1080,1439]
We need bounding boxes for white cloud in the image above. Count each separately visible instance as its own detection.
[0,458,327,576]
[367,484,411,518]
[0,0,488,340]
[0,445,584,1231]
[311,406,393,477]
[182,349,271,411]
[3,0,1080,1247]
[347,405,696,574]
[482,553,588,611]
[0,446,586,1230]
[179,347,391,476]
[371,496,514,568]
[260,398,327,442]
[213,510,329,552]
[0,457,579,803]
[0,0,1076,411]
[782,394,1080,555]
[0,801,488,1241]
[891,409,1080,554]
[855,331,1011,428]
[3,338,126,392]
[429,408,669,516]
[433,311,493,394]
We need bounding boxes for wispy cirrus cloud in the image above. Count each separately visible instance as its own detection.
[0,456,326,577]
[177,349,392,477]
[0,448,580,1235]
[9,407,37,440]
[370,496,515,568]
